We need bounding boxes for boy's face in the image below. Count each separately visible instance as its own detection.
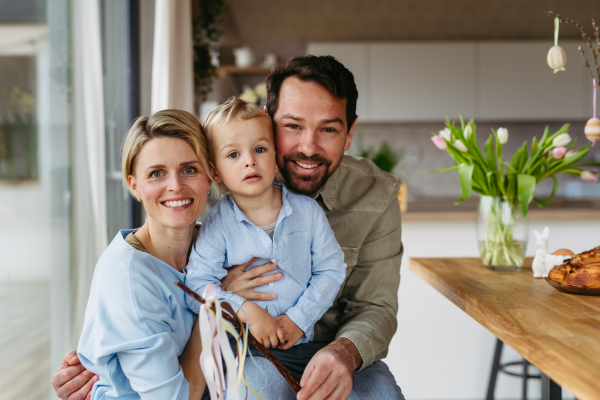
[211,116,277,198]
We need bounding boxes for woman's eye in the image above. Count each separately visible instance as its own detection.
[183,167,197,174]
[150,170,163,178]
[227,151,240,159]
[255,146,266,154]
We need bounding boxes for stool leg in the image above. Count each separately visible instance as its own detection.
[486,338,504,400]
[522,358,529,400]
[541,373,562,400]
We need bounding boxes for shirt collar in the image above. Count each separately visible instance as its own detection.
[229,182,293,225]
[313,165,340,211]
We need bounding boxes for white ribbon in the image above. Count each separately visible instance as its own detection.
[198,283,267,400]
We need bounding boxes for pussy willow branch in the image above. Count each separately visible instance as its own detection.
[175,281,301,393]
[546,11,600,85]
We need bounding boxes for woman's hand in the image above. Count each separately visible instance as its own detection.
[51,351,98,400]
[221,257,282,301]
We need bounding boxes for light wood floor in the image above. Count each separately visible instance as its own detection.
[0,281,51,400]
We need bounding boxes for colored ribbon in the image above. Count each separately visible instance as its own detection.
[198,283,267,400]
[594,78,597,119]
[554,17,559,47]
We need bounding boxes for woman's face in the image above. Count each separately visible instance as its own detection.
[128,137,211,230]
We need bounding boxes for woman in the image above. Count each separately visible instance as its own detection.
[51,109,281,400]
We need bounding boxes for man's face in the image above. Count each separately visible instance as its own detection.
[273,76,356,196]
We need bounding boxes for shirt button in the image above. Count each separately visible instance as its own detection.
[187,271,193,275]
[269,283,275,287]
[271,259,277,264]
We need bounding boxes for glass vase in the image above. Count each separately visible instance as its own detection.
[477,196,528,270]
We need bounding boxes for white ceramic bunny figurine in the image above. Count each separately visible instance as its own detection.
[532,227,570,278]
[532,227,550,278]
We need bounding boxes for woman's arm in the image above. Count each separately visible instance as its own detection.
[179,319,206,400]
[220,257,282,300]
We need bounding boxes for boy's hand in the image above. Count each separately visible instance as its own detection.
[275,315,304,350]
[242,301,284,348]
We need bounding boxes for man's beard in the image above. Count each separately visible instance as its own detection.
[278,152,334,197]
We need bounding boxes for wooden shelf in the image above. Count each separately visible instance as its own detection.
[216,65,274,78]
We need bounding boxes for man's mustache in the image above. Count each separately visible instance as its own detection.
[283,153,332,167]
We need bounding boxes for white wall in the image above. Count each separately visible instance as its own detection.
[387,218,599,399]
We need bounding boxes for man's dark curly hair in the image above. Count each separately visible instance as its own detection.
[265,55,358,132]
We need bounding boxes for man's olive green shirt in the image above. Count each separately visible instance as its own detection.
[204,155,403,371]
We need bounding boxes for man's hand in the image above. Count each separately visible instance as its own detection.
[297,338,362,400]
[242,301,285,348]
[51,350,98,400]
[221,257,282,301]
[275,315,304,350]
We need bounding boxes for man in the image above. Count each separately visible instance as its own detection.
[52,55,404,400]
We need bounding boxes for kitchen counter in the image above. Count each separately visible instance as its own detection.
[403,198,600,222]
[410,257,600,400]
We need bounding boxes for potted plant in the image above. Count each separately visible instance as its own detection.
[427,119,600,269]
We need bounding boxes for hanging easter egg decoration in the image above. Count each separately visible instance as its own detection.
[585,79,599,145]
[585,117,600,144]
[547,17,566,73]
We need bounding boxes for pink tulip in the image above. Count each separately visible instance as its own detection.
[432,135,448,150]
[566,149,578,157]
[551,147,567,158]
[581,170,598,183]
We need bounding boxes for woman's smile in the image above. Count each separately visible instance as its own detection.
[161,197,194,209]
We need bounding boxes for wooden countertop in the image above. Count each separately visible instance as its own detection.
[403,198,600,222]
[409,257,600,400]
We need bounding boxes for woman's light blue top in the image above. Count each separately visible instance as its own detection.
[185,184,346,343]
[78,230,195,400]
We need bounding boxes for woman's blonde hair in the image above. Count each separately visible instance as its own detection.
[121,109,211,197]
[202,97,273,193]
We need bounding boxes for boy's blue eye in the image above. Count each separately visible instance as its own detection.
[255,147,266,153]
[227,151,239,159]
[288,124,299,129]
[324,127,335,133]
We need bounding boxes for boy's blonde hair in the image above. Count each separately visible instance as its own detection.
[203,97,273,193]
[121,109,211,197]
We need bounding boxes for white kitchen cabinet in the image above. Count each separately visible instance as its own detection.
[477,40,589,121]
[306,42,370,121]
[307,40,592,122]
[369,42,476,122]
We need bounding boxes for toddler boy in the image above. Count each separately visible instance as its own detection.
[185,97,346,354]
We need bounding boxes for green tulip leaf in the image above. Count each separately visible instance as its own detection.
[534,176,558,208]
[484,135,497,170]
[455,164,474,204]
[517,174,536,220]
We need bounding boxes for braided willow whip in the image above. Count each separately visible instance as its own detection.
[175,281,301,393]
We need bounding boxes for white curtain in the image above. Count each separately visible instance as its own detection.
[70,0,108,346]
[151,0,195,113]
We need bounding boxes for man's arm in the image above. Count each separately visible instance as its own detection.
[297,188,402,400]
[335,191,403,370]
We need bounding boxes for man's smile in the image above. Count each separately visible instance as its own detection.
[293,161,320,169]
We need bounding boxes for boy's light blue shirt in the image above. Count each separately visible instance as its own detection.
[185,183,346,343]
[78,231,195,400]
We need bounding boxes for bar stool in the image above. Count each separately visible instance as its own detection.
[486,338,541,400]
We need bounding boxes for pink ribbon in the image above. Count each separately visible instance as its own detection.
[594,78,597,119]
